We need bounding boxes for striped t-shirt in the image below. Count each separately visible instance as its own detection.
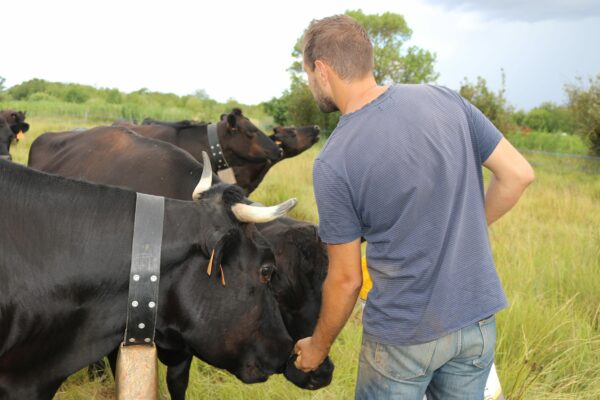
[313,84,508,345]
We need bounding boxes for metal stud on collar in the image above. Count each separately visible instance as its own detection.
[207,124,230,171]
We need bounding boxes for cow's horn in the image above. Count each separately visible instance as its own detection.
[192,152,213,200]
[231,198,297,223]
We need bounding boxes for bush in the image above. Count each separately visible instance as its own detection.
[29,92,58,102]
[523,102,574,133]
[505,131,588,155]
[8,78,49,100]
[63,88,89,104]
[566,74,600,156]
[459,72,512,134]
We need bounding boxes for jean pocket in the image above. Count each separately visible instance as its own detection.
[473,315,496,369]
[362,337,437,382]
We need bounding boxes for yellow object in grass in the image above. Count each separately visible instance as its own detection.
[360,256,372,301]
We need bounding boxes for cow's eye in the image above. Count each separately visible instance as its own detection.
[260,264,275,284]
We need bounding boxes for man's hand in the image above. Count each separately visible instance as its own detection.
[294,336,330,372]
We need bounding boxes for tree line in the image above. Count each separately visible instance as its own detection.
[262,9,600,156]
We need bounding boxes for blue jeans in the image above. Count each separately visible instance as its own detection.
[356,315,496,400]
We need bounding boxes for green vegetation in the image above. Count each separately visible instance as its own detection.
[460,70,512,134]
[4,114,597,399]
[566,74,600,156]
[513,102,575,134]
[264,9,438,134]
[505,131,589,155]
[0,79,271,128]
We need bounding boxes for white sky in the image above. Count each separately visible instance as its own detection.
[3,0,600,110]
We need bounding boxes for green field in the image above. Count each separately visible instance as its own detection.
[7,116,600,399]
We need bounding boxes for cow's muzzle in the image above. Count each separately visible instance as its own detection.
[0,154,12,161]
[283,354,334,390]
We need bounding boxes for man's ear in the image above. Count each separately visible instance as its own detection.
[314,60,329,84]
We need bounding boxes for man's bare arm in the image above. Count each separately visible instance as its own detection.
[483,138,535,225]
[294,238,362,371]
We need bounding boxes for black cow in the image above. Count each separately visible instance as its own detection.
[112,108,282,170]
[0,109,29,140]
[0,158,299,399]
[28,126,334,398]
[0,117,14,160]
[231,125,321,194]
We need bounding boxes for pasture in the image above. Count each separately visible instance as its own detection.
[7,116,600,399]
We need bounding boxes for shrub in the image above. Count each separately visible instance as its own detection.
[566,74,600,156]
[459,71,512,134]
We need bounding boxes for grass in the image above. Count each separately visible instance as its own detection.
[7,116,600,399]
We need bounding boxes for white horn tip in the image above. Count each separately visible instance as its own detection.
[231,198,298,223]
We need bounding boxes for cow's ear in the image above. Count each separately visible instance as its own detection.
[207,229,241,284]
[226,113,237,131]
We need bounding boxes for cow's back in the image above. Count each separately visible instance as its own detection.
[29,126,206,201]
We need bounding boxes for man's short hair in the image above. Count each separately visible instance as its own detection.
[302,15,374,81]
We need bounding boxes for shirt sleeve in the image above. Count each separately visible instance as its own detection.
[313,159,362,244]
[463,100,503,162]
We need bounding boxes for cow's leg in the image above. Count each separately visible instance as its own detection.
[165,356,193,400]
[157,347,193,400]
[107,347,119,377]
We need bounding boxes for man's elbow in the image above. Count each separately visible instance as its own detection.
[518,163,535,189]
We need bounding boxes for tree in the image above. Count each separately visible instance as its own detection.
[193,89,211,101]
[566,74,600,156]
[290,10,438,85]
[262,95,289,126]
[8,78,49,100]
[459,71,512,134]
[269,10,438,132]
[523,102,574,133]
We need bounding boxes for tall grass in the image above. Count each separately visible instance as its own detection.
[7,117,599,399]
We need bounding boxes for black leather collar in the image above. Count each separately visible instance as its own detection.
[207,124,230,171]
[123,193,165,346]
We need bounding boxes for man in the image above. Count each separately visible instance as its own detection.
[293,15,534,399]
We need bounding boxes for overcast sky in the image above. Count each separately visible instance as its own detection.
[3,0,599,110]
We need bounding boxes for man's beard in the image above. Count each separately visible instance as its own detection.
[316,95,339,113]
[312,85,339,113]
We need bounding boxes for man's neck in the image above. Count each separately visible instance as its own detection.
[333,77,388,115]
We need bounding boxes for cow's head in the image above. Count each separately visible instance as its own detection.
[257,219,334,389]
[0,110,29,142]
[271,125,320,158]
[218,109,282,164]
[0,117,15,160]
[163,155,298,383]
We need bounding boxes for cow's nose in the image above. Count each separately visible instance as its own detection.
[0,154,12,161]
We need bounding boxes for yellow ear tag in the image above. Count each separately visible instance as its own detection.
[207,249,215,276]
